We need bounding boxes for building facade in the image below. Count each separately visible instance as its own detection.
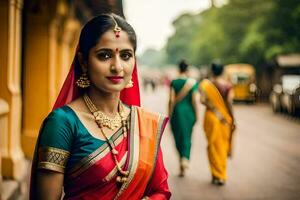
[0,0,123,198]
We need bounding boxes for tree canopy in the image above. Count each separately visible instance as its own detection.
[164,0,300,69]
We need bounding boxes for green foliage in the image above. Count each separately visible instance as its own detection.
[190,8,225,65]
[165,0,300,69]
[138,48,168,68]
[165,13,201,65]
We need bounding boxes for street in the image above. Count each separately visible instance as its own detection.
[141,85,300,200]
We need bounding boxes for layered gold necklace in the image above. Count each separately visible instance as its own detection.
[83,93,129,184]
[83,93,124,131]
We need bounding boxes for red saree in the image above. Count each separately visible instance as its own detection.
[63,107,170,200]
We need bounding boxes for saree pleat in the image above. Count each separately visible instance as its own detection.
[116,107,167,200]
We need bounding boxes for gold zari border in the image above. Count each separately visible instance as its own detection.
[38,146,70,173]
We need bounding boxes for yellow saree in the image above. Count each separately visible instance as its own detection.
[199,79,234,181]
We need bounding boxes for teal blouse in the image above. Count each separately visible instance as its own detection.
[38,106,122,173]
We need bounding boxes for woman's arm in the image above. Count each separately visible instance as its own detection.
[227,88,235,119]
[191,91,200,121]
[168,88,175,117]
[199,86,207,105]
[31,109,72,200]
[144,148,171,200]
[35,170,64,200]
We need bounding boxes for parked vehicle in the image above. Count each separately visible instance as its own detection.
[224,64,257,103]
[270,84,283,112]
[270,75,300,115]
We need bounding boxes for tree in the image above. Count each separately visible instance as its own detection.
[165,13,200,65]
[139,48,168,68]
[165,0,300,69]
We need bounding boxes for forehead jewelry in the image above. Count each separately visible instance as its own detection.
[111,16,122,38]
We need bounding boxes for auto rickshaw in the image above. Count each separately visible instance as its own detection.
[224,63,257,103]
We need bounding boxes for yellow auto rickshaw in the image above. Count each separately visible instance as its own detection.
[224,63,257,102]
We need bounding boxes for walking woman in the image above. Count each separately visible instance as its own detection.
[30,14,171,199]
[199,63,235,186]
[168,60,198,177]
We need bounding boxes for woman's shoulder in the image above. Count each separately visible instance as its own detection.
[171,78,185,88]
[47,106,73,119]
[219,79,233,90]
[44,106,78,128]
[39,106,76,149]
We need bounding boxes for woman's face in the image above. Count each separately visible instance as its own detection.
[86,29,135,93]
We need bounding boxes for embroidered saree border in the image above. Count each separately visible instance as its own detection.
[67,124,125,178]
[148,114,167,181]
[114,106,140,199]
[38,146,70,173]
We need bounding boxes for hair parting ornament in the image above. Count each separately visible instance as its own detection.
[111,15,122,38]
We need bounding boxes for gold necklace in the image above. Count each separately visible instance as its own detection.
[83,93,123,131]
[83,93,129,185]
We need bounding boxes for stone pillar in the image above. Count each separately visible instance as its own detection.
[0,0,25,180]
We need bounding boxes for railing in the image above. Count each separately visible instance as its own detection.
[0,98,9,197]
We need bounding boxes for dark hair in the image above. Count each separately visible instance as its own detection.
[178,59,188,73]
[211,62,224,76]
[78,13,137,61]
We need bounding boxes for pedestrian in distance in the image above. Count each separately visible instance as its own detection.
[199,62,236,186]
[168,59,199,177]
[30,13,171,200]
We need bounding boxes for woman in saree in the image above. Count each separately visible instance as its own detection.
[168,60,199,177]
[199,63,235,186]
[30,14,171,200]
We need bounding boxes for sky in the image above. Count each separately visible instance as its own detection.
[124,0,224,55]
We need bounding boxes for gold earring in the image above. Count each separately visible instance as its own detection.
[125,79,133,88]
[76,72,90,88]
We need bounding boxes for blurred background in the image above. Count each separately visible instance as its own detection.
[0,0,300,199]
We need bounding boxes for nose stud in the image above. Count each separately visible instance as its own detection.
[111,65,116,71]
[110,65,123,72]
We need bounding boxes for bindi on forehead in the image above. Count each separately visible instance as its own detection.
[115,48,119,52]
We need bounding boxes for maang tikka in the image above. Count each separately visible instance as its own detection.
[111,15,121,38]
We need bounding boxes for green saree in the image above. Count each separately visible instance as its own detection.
[170,78,198,160]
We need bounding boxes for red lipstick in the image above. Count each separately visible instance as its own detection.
[106,76,123,84]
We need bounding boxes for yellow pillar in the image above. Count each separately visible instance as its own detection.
[0,0,25,180]
[21,0,81,158]
[0,99,9,199]
[56,17,81,91]
[21,5,59,159]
